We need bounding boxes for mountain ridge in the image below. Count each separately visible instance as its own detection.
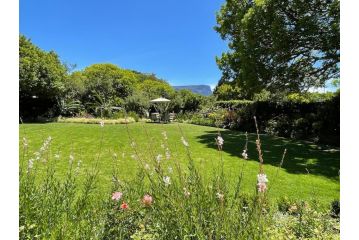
[173,85,212,96]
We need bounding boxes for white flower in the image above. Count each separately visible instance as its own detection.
[113,153,117,158]
[28,159,34,169]
[257,174,268,184]
[23,137,28,147]
[181,137,189,147]
[100,121,104,127]
[144,163,150,170]
[242,150,248,159]
[168,167,173,173]
[156,154,162,163]
[165,148,171,160]
[75,160,82,174]
[162,131,168,140]
[216,135,224,147]
[163,176,171,186]
[183,188,190,197]
[216,192,224,201]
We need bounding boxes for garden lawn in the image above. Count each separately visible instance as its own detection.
[19,122,339,206]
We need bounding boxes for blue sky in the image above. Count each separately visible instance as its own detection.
[20,0,228,89]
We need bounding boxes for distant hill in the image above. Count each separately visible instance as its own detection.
[173,85,212,96]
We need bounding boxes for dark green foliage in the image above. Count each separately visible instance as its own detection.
[215,0,340,97]
[19,35,68,119]
[181,94,339,146]
[330,200,340,218]
[124,92,150,117]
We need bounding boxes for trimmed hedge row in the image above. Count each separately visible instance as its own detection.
[190,95,340,146]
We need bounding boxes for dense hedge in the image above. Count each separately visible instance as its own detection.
[183,94,339,146]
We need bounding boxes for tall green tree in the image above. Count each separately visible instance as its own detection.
[215,0,339,98]
[76,63,139,114]
[19,35,68,118]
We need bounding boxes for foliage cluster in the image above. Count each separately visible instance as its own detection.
[178,93,339,146]
[19,36,208,121]
[214,0,339,98]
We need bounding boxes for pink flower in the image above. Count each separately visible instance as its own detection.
[120,202,129,210]
[142,194,153,206]
[257,182,267,193]
[112,192,123,201]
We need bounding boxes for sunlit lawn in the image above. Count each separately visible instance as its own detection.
[19,122,339,206]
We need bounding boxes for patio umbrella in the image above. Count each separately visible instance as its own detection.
[150,97,171,122]
[150,97,171,103]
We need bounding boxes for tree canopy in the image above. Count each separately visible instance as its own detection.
[215,0,339,98]
[20,35,68,118]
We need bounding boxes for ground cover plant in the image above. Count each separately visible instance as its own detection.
[19,120,339,239]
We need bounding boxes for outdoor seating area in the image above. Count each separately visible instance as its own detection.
[149,97,175,123]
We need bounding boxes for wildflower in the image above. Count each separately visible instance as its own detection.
[168,167,173,174]
[100,121,104,127]
[113,153,117,158]
[288,204,298,213]
[181,136,189,147]
[216,192,224,202]
[120,202,129,210]
[257,173,268,193]
[69,154,74,164]
[257,173,268,184]
[165,148,171,160]
[142,194,153,206]
[75,160,82,174]
[28,159,34,170]
[144,163,150,170]
[242,150,248,159]
[156,154,162,163]
[183,188,190,198]
[257,182,267,192]
[163,176,171,186]
[131,141,136,148]
[162,131,168,140]
[215,135,224,148]
[112,192,123,201]
[23,137,28,148]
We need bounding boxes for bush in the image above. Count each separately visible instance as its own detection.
[198,94,340,146]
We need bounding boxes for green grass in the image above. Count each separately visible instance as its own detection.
[19,122,339,206]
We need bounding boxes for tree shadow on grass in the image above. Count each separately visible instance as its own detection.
[196,130,340,180]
